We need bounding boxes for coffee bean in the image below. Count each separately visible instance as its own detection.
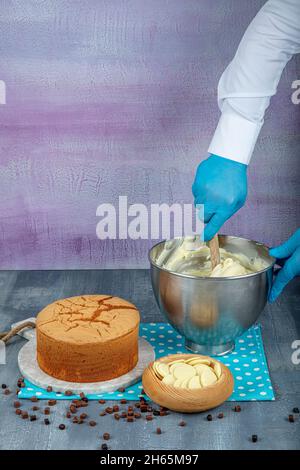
[121,411,127,418]
[293,407,299,414]
[65,390,73,396]
[14,401,21,408]
[234,405,241,413]
[66,412,71,418]
[207,414,213,421]
[114,414,120,421]
[4,389,11,395]
[98,399,106,404]
[156,427,162,435]
[30,415,37,421]
[147,406,153,412]
[127,411,134,417]
[99,411,106,417]
[82,397,88,403]
[1,384,7,389]
[21,411,29,419]
[30,396,39,402]
[44,407,50,415]
[44,418,50,425]
[153,410,160,416]
[101,443,108,451]
[252,434,258,443]
[89,420,97,427]
[48,399,57,406]
[146,415,153,421]
[79,392,85,399]
[179,420,186,427]
[159,410,166,417]
[117,387,125,393]
[105,407,113,414]
[15,409,22,415]
[120,399,127,404]
[79,413,87,420]
[218,413,224,419]
[126,416,134,422]
[59,424,65,430]
[113,405,119,412]
[288,414,295,423]
[103,432,110,440]
[70,404,77,414]
[46,386,52,392]
[134,412,141,419]
[32,406,40,411]
[140,405,148,413]
[72,417,79,424]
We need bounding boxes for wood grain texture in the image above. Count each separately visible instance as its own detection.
[0,269,299,450]
[208,235,220,269]
[142,354,234,413]
[0,0,299,269]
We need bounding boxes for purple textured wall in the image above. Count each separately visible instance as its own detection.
[0,0,299,268]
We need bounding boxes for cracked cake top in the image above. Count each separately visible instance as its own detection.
[36,295,140,344]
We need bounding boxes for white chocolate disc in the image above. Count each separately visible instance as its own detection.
[153,361,163,379]
[174,378,184,388]
[194,364,212,376]
[156,362,170,378]
[170,362,186,374]
[188,375,202,390]
[173,364,196,380]
[213,361,222,379]
[162,374,175,385]
[180,377,191,388]
[200,367,218,387]
[186,358,211,366]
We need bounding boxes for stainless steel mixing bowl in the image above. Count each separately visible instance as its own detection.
[149,235,275,355]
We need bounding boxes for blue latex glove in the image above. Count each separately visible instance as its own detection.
[192,154,248,241]
[269,229,300,302]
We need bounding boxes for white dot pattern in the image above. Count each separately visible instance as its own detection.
[19,323,274,402]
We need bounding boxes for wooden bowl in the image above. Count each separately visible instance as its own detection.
[142,353,234,413]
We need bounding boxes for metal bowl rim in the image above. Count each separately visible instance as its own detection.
[148,235,276,281]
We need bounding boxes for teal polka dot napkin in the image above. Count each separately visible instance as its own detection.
[18,323,274,402]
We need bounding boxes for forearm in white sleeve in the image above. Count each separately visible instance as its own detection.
[208,0,300,165]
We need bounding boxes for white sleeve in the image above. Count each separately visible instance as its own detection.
[208,0,300,165]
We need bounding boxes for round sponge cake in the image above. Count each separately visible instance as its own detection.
[36,295,140,383]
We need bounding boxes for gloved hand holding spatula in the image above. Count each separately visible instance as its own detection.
[192,154,248,242]
[192,0,300,300]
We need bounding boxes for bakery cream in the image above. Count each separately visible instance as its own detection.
[36,295,140,383]
[157,239,267,277]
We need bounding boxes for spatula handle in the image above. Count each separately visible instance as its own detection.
[208,235,220,270]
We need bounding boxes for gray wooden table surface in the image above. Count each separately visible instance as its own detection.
[0,270,299,451]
